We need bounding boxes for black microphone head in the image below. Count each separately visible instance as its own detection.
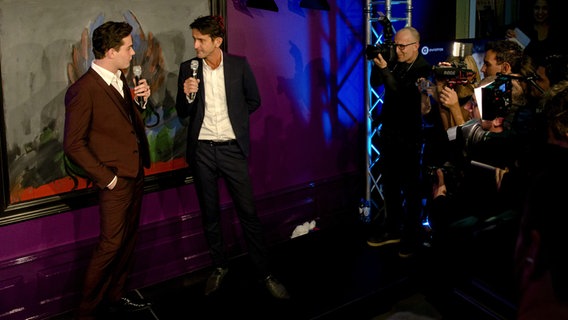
[190,60,199,71]
[133,65,142,78]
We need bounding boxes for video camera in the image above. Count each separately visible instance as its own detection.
[433,64,475,87]
[480,74,512,120]
[480,71,550,120]
[365,12,396,63]
[432,42,476,88]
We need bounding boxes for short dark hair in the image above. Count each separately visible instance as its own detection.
[190,15,225,40]
[486,40,523,73]
[92,21,133,59]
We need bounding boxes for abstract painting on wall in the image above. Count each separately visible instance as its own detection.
[0,0,211,223]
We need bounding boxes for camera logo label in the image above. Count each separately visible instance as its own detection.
[421,46,445,56]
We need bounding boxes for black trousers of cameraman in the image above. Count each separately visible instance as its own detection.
[378,137,424,250]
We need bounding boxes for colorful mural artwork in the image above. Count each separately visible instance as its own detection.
[0,0,210,220]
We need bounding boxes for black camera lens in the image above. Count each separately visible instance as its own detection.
[366,14,396,62]
[365,44,393,62]
[365,45,380,60]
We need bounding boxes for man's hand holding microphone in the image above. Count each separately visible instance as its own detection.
[132,65,151,109]
[185,60,200,101]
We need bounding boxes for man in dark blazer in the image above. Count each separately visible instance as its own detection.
[63,21,152,319]
[175,15,289,300]
[368,26,432,258]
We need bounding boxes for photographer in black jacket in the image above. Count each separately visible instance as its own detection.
[368,26,432,258]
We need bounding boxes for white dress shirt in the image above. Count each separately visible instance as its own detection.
[198,53,236,141]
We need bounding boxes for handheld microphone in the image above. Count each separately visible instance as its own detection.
[189,60,199,100]
[132,65,144,106]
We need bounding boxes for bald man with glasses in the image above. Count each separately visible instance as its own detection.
[368,26,432,258]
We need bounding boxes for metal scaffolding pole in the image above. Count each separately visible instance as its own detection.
[361,0,412,224]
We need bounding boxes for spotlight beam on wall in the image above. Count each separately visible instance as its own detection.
[247,0,279,12]
[300,0,330,11]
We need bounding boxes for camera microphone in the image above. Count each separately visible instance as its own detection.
[132,65,144,106]
[189,60,199,100]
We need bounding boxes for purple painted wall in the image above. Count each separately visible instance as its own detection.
[0,1,369,318]
[228,1,366,192]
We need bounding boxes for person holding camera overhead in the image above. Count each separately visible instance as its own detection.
[368,26,432,258]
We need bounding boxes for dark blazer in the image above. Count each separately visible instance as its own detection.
[175,53,261,159]
[370,53,432,144]
[64,68,150,189]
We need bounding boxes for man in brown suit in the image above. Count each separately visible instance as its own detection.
[63,21,152,319]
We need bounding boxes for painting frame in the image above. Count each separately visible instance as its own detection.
[0,0,224,226]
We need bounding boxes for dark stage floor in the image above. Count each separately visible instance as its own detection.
[48,212,521,320]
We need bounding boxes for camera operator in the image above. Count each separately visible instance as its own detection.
[470,40,525,165]
[425,74,525,242]
[515,53,568,150]
[471,77,521,159]
[418,51,481,175]
[368,26,432,258]
[418,54,480,205]
[481,40,523,79]
[512,54,549,151]
[428,65,476,131]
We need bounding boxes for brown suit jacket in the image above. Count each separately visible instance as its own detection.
[64,68,150,189]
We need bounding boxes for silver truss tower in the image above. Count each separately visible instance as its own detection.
[361,0,413,223]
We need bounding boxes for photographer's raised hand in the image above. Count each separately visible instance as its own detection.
[439,86,459,108]
[442,86,467,123]
[432,168,447,199]
[373,53,388,69]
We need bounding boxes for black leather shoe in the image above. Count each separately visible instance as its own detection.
[108,297,151,313]
[204,267,229,296]
[264,275,290,300]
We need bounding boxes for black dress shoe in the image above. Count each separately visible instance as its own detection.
[108,297,151,313]
[204,267,229,296]
[264,275,290,300]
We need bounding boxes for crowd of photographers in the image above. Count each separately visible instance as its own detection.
[368,13,568,317]
[420,39,568,240]
[418,36,568,320]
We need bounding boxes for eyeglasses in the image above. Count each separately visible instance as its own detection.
[394,42,417,50]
